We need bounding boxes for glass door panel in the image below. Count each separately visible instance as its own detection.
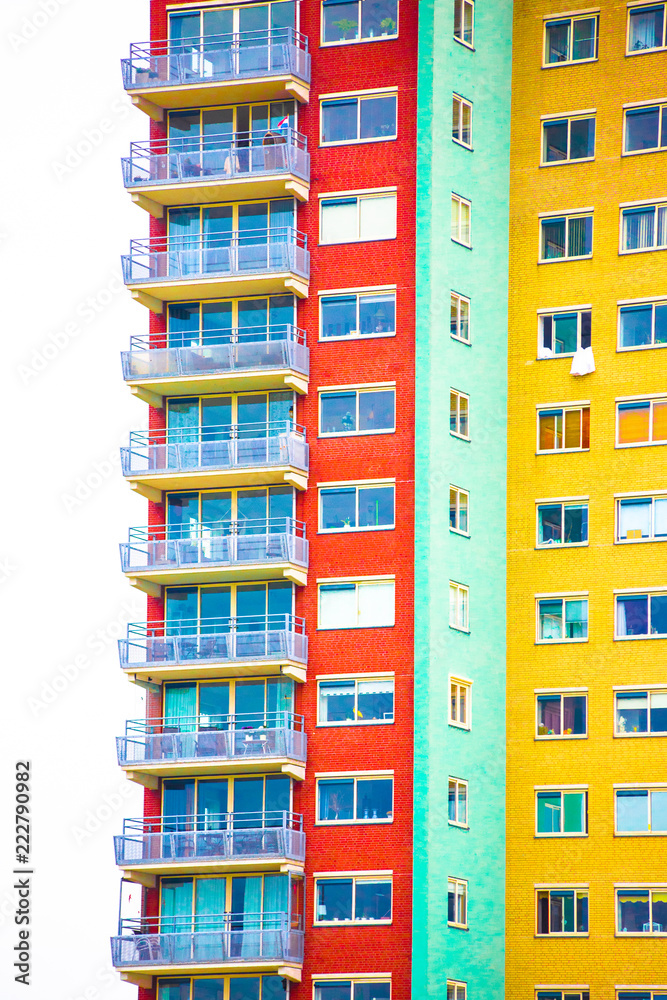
[238,298,269,340]
[197,780,229,830]
[233,777,265,827]
[201,492,233,530]
[166,587,198,634]
[202,108,234,175]
[199,684,230,729]
[163,780,196,830]
[236,584,267,627]
[201,396,232,440]
[168,397,200,442]
[237,489,268,533]
[202,301,233,344]
[168,303,201,348]
[167,493,199,538]
[235,679,266,727]
[238,394,268,438]
[169,208,201,276]
[200,587,231,631]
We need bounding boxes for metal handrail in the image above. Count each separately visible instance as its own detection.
[128,128,307,157]
[121,811,303,834]
[124,713,304,737]
[128,421,305,447]
[127,27,309,60]
[127,518,305,543]
[119,910,289,934]
[126,614,306,639]
[128,227,307,254]
[128,324,306,350]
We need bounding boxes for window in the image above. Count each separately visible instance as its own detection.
[538,405,590,451]
[537,692,587,736]
[538,994,588,1000]
[621,202,667,252]
[156,976,285,999]
[624,103,667,154]
[451,292,470,342]
[544,14,598,64]
[320,483,395,532]
[617,398,667,446]
[453,0,474,46]
[450,390,470,438]
[321,93,397,145]
[449,583,469,632]
[617,496,667,541]
[320,192,397,244]
[321,0,398,44]
[451,194,471,246]
[317,775,393,822]
[542,115,595,164]
[319,386,395,436]
[452,95,472,148]
[448,878,468,928]
[314,983,391,1000]
[318,676,394,724]
[537,597,588,641]
[447,981,467,1000]
[450,486,469,534]
[450,678,471,728]
[616,788,667,833]
[617,592,667,637]
[537,888,589,934]
[617,888,667,934]
[540,213,593,260]
[537,502,588,546]
[619,993,666,1000]
[448,778,468,826]
[315,875,392,924]
[536,789,588,835]
[615,689,667,733]
[539,309,591,357]
[619,301,667,349]
[628,3,667,52]
[320,289,396,340]
[318,580,395,629]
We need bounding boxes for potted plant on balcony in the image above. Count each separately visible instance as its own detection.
[334,18,358,40]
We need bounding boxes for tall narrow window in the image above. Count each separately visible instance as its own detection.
[452,95,472,148]
[448,778,468,826]
[449,583,469,631]
[453,0,474,46]
[449,678,471,728]
[451,292,470,342]
[450,486,469,534]
[448,879,468,927]
[450,390,470,438]
[451,194,472,246]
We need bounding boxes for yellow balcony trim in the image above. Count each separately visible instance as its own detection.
[128,369,308,407]
[124,660,306,685]
[130,273,309,307]
[127,564,307,591]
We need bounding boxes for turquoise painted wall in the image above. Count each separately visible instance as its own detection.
[413,1,512,996]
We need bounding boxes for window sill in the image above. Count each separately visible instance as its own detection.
[317,623,395,631]
[452,139,474,152]
[538,255,593,264]
[620,245,667,256]
[317,525,395,535]
[448,923,469,930]
[453,37,475,51]
[314,919,392,927]
[448,721,471,732]
[316,720,394,728]
[540,157,595,168]
[535,542,589,549]
[450,432,471,442]
[320,136,398,149]
[450,529,470,538]
[541,57,598,69]
[616,931,667,938]
[536,734,588,740]
[319,332,397,343]
[451,334,472,346]
[318,429,396,439]
[617,342,667,352]
[626,46,667,57]
[451,238,473,250]
[535,638,588,645]
[315,818,394,826]
[449,625,470,634]
[319,35,398,49]
[320,236,397,247]
[536,448,590,455]
[616,440,667,449]
[622,147,667,158]
[535,832,588,838]
[448,821,470,830]
[614,731,666,737]
[537,351,578,360]
[614,829,667,836]
[614,633,667,641]
[615,537,666,545]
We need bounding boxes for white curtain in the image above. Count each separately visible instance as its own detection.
[358,582,395,627]
[359,195,397,240]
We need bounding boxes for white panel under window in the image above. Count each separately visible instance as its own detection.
[359,195,397,240]
[320,584,357,628]
[358,581,395,627]
[321,200,357,244]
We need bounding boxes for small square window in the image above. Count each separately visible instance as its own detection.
[319,387,396,436]
[617,887,667,934]
[452,94,472,148]
[537,501,588,545]
[321,93,397,145]
[621,202,667,253]
[320,289,396,340]
[540,213,593,260]
[449,486,469,534]
[449,678,471,728]
[536,789,587,835]
[536,692,587,736]
[318,580,395,629]
[318,676,394,725]
[617,495,667,541]
[450,389,470,438]
[449,583,469,632]
[539,309,591,357]
[619,301,667,350]
[315,875,392,923]
[537,596,588,642]
[321,0,399,45]
[627,4,667,53]
[317,775,394,823]
[448,878,468,927]
[537,887,589,934]
[453,0,474,46]
[451,292,471,342]
[537,406,590,452]
[616,787,667,833]
[542,115,595,164]
[451,194,472,246]
[448,778,469,826]
[320,483,395,532]
[544,14,599,64]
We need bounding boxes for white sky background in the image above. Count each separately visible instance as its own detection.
[0,0,156,996]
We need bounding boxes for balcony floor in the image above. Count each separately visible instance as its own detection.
[120,960,302,988]
[126,465,307,502]
[122,756,305,783]
[128,368,308,407]
[122,657,306,685]
[126,561,306,592]
[129,272,308,312]
[119,855,304,879]
[129,173,309,215]
[129,75,309,117]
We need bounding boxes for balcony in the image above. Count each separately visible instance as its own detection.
[122,325,309,405]
[111,912,304,981]
[121,29,311,118]
[117,712,307,785]
[115,811,305,877]
[121,518,308,593]
[121,229,309,311]
[123,130,310,216]
[120,422,309,500]
[119,615,307,684]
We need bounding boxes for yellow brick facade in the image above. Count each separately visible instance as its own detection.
[507,2,667,998]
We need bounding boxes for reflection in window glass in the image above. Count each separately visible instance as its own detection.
[322,1,398,44]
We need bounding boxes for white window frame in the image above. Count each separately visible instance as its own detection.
[536,990,589,1000]
[448,877,468,928]
[318,481,395,533]
[620,200,667,254]
[614,687,667,735]
[623,101,667,156]
[449,582,470,632]
[314,873,393,925]
[319,383,396,438]
[320,0,400,47]
[614,786,667,835]
[449,676,472,729]
[447,980,467,1000]
[614,591,667,640]
[615,886,667,936]
[452,94,473,149]
[541,113,596,166]
[626,2,667,55]
[542,13,599,67]
[450,485,470,536]
[316,674,395,726]
[453,0,474,48]
[450,389,470,440]
[616,397,667,447]
[535,788,589,837]
[451,291,471,343]
[536,404,590,453]
[315,772,394,826]
[539,211,594,262]
[313,980,393,1000]
[451,193,472,247]
[319,190,397,245]
[536,594,589,644]
[616,494,667,542]
[320,90,398,147]
[535,886,589,936]
[537,307,592,358]
[319,286,397,342]
[317,578,396,630]
[618,298,667,351]
[536,690,588,738]
[536,499,589,547]
[448,777,469,828]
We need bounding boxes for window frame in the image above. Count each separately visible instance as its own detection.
[615,687,667,735]
[320,90,398,147]
[318,384,396,438]
[541,113,596,166]
[447,980,467,1000]
[536,404,590,453]
[451,291,471,343]
[623,101,667,156]
[449,582,470,633]
[450,389,470,440]
[616,886,667,935]
[452,93,473,149]
[538,308,592,358]
[317,578,396,630]
[315,773,394,826]
[626,2,667,55]
[615,786,667,835]
[620,201,667,254]
[448,777,469,827]
[320,0,400,47]
[449,676,472,730]
[618,299,667,351]
[318,481,396,534]
[313,979,392,1000]
[539,211,594,262]
[535,690,588,739]
[536,500,589,548]
[450,485,470,536]
[616,494,667,542]
[542,13,600,67]
[319,190,398,245]
[319,286,397,342]
[616,397,667,447]
[316,674,395,727]
[447,877,468,928]
[535,788,589,837]
[314,873,393,925]
[615,592,667,639]
[451,193,472,247]
[453,0,474,48]
[536,595,589,644]
[537,993,589,1000]
[536,886,590,936]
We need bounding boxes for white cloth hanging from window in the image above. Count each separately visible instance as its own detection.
[570,346,595,375]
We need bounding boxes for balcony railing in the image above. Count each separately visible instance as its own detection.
[111,912,304,968]
[120,421,309,479]
[114,811,305,867]
[117,711,306,767]
[120,518,308,574]
[119,615,307,671]
[121,324,309,383]
[121,28,311,91]
[122,129,309,189]
[121,228,309,286]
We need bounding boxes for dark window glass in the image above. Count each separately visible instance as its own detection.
[322,99,358,143]
[360,96,397,139]
[616,691,648,733]
[573,16,597,59]
[629,5,664,50]
[317,878,353,921]
[359,390,395,431]
[570,117,595,158]
[544,119,568,161]
[356,778,392,819]
[321,295,356,338]
[626,107,660,150]
[361,0,398,38]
